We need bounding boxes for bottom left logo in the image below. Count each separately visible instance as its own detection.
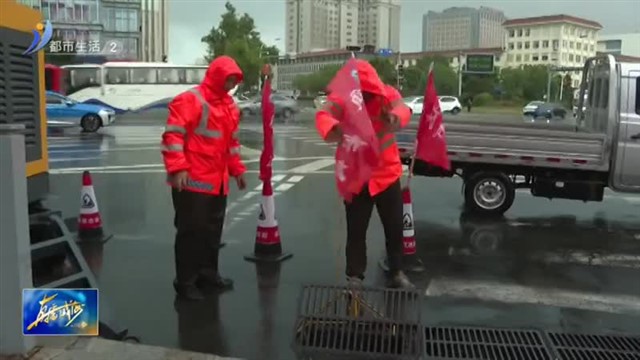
[22,288,99,336]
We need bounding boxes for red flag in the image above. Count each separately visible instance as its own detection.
[259,78,275,194]
[415,71,451,171]
[327,59,380,202]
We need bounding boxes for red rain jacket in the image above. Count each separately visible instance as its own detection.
[161,56,246,195]
[315,59,411,196]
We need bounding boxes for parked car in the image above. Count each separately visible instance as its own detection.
[404,95,462,114]
[45,91,115,133]
[438,96,462,114]
[531,102,568,121]
[239,94,299,120]
[522,101,545,116]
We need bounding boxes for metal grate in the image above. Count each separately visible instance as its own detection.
[425,326,553,360]
[292,284,424,359]
[547,332,640,360]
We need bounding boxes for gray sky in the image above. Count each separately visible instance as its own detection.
[168,0,640,64]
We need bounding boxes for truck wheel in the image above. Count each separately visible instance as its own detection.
[81,114,101,133]
[464,172,515,216]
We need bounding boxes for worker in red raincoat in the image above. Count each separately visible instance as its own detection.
[315,59,415,289]
[161,56,247,300]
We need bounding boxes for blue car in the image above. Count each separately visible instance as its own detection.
[46,91,116,133]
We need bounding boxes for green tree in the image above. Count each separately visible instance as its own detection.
[201,2,279,90]
[403,56,457,96]
[368,57,396,85]
[293,64,341,94]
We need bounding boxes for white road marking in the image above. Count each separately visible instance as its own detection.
[275,183,294,191]
[426,277,640,315]
[271,174,286,182]
[287,175,305,183]
[291,136,319,140]
[313,142,329,146]
[49,157,103,162]
[49,146,161,153]
[287,159,335,173]
[239,191,259,201]
[238,212,253,216]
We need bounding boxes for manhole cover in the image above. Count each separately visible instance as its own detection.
[425,327,553,359]
[292,284,423,359]
[547,332,640,360]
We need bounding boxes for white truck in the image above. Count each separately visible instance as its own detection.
[398,55,640,215]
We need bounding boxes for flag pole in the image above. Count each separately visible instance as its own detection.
[406,62,434,189]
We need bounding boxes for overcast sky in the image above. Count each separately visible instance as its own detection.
[168,0,640,64]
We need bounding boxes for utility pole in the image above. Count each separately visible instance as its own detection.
[396,51,402,89]
[457,51,463,98]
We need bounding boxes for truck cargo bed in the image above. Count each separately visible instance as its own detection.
[397,116,609,172]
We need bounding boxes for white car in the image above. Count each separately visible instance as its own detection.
[403,95,462,114]
[438,96,462,114]
[403,96,424,114]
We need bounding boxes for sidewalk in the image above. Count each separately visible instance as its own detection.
[1,337,244,360]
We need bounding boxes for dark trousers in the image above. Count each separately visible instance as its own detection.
[345,180,403,278]
[172,188,227,284]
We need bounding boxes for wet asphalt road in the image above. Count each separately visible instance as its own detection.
[44,112,640,360]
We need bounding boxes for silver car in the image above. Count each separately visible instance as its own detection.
[239,94,298,120]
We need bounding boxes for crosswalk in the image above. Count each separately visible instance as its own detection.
[240,123,337,151]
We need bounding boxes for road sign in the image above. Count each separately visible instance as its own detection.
[464,54,494,74]
[377,48,393,57]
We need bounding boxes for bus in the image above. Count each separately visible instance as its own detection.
[44,64,68,95]
[58,62,210,113]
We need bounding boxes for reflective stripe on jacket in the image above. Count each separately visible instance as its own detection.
[161,56,246,195]
[315,60,411,197]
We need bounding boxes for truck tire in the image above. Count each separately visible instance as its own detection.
[464,172,515,216]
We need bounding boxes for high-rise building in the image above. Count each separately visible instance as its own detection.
[358,0,401,52]
[422,7,506,52]
[101,0,142,60]
[140,0,169,62]
[285,0,400,55]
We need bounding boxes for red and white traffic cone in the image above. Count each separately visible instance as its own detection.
[379,186,425,273]
[399,186,425,272]
[77,171,111,243]
[244,180,292,263]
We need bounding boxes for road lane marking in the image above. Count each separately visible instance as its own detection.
[288,175,304,183]
[287,159,335,173]
[239,191,259,201]
[49,157,104,162]
[425,277,640,315]
[49,146,161,153]
[272,174,286,182]
[275,183,294,191]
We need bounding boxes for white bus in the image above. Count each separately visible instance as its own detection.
[61,62,210,113]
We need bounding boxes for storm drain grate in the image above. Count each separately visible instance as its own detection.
[292,284,424,359]
[424,326,553,360]
[547,332,640,360]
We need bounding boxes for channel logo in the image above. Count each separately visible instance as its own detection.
[23,20,53,56]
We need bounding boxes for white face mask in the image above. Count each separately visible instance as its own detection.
[228,84,238,96]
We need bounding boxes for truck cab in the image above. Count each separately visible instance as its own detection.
[579,55,640,192]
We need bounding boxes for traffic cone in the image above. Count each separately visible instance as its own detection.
[379,186,425,273]
[77,171,111,243]
[244,180,292,263]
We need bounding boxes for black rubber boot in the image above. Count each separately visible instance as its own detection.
[173,279,205,301]
[386,271,415,289]
[199,269,234,291]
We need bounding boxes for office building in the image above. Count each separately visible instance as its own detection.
[285,0,400,55]
[140,0,169,62]
[101,0,141,60]
[18,0,103,43]
[422,7,506,52]
[503,15,602,87]
[597,33,640,57]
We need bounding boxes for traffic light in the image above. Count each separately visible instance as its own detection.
[397,63,404,79]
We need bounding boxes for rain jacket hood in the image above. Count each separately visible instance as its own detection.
[355,59,386,98]
[201,56,244,100]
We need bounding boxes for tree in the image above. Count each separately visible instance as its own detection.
[293,64,341,94]
[499,65,561,103]
[201,2,279,90]
[402,56,457,96]
[368,57,396,85]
